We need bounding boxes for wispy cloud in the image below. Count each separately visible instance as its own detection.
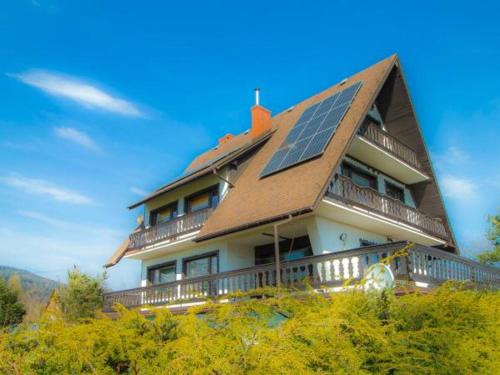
[54,127,99,152]
[17,210,121,238]
[441,175,476,200]
[2,174,95,205]
[130,186,147,196]
[8,70,142,117]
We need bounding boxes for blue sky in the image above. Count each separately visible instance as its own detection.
[0,1,499,290]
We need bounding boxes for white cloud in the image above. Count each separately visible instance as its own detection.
[17,210,122,238]
[8,70,142,117]
[2,174,95,205]
[54,127,99,151]
[441,175,475,200]
[17,210,68,227]
[442,146,469,164]
[130,186,147,196]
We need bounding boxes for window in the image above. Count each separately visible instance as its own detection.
[147,262,176,285]
[341,163,377,189]
[183,252,219,278]
[185,186,219,213]
[150,202,178,225]
[255,236,313,265]
[385,181,405,202]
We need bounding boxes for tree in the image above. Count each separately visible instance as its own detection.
[0,277,25,327]
[58,267,106,322]
[478,214,500,265]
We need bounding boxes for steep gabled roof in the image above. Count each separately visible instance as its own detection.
[196,55,397,241]
[106,53,457,268]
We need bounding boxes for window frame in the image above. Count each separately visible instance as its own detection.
[149,201,179,226]
[147,261,177,285]
[182,250,219,278]
[184,184,220,214]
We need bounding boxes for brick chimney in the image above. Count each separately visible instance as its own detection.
[250,88,271,138]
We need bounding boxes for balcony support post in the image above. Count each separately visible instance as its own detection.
[273,214,293,289]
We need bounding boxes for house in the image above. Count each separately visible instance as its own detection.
[103,55,499,312]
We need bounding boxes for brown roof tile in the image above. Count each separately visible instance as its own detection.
[196,55,397,241]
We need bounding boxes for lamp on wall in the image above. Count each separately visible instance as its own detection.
[339,232,348,249]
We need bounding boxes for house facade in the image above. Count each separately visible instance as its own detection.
[104,55,499,311]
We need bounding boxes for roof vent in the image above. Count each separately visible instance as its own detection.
[218,133,234,145]
[287,105,295,112]
[255,87,260,105]
[340,78,348,86]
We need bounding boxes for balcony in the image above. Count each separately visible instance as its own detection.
[348,123,429,184]
[128,207,214,250]
[323,175,448,243]
[103,242,500,311]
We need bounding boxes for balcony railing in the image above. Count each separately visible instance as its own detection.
[103,242,500,311]
[327,175,449,240]
[129,207,214,249]
[359,123,422,170]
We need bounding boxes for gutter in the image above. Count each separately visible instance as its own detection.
[195,206,314,242]
[212,168,234,188]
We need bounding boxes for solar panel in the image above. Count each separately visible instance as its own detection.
[260,81,363,178]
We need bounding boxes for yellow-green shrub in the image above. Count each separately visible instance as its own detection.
[0,284,498,374]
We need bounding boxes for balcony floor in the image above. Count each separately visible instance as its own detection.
[348,136,429,184]
[318,197,446,246]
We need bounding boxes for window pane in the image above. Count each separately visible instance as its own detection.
[189,193,210,212]
[385,182,404,202]
[210,256,218,273]
[159,267,176,283]
[186,257,210,277]
[157,207,174,223]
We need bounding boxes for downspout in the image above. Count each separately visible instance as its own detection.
[273,214,293,289]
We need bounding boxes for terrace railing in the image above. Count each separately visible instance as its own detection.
[128,207,214,249]
[326,175,449,240]
[103,242,500,311]
[359,122,422,170]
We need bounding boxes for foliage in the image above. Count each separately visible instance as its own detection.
[0,285,498,374]
[0,266,61,323]
[478,214,500,265]
[0,277,25,328]
[58,267,106,322]
[0,265,60,301]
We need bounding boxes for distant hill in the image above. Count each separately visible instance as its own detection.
[0,265,61,301]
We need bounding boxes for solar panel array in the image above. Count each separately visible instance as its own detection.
[260,81,363,178]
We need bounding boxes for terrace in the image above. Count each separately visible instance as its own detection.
[103,242,499,312]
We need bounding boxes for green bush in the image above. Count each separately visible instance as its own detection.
[0,284,498,374]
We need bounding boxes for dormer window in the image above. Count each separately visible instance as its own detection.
[185,185,219,213]
[150,201,178,225]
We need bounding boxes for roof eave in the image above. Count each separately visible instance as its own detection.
[127,130,275,210]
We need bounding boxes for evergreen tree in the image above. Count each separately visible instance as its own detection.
[478,214,500,265]
[58,267,106,322]
[0,277,25,327]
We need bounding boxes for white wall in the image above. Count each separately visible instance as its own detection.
[307,215,388,255]
[144,170,230,226]
[140,238,255,286]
